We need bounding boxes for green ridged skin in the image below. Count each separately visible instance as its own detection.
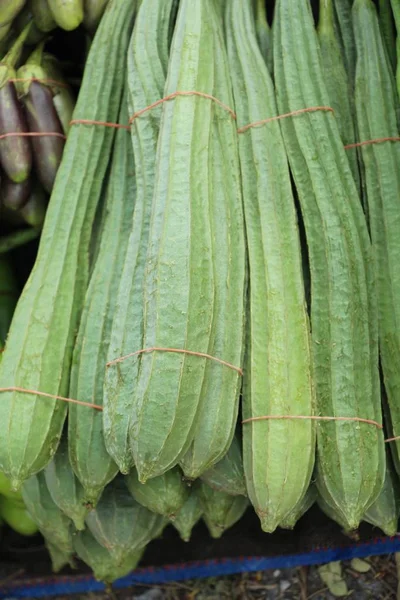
[353,0,400,471]
[0,0,135,489]
[104,0,175,474]
[318,0,361,196]
[200,434,246,497]
[47,0,83,30]
[172,483,203,542]
[364,450,400,536]
[200,482,249,539]
[333,0,356,86]
[226,0,315,533]
[86,476,167,564]
[390,0,400,98]
[127,0,245,483]
[44,436,88,530]
[279,485,317,530]
[379,0,397,71]
[253,0,272,73]
[22,471,74,557]
[68,94,135,506]
[274,0,385,530]
[74,529,144,584]
[317,490,351,531]
[178,0,245,480]
[126,466,189,519]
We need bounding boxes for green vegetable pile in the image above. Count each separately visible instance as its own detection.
[0,0,399,585]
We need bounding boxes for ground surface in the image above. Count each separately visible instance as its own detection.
[1,554,399,600]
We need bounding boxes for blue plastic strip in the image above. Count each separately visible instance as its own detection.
[2,536,400,598]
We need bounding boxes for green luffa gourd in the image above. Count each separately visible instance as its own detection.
[0,0,135,488]
[226,0,315,533]
[127,0,245,482]
[274,0,385,530]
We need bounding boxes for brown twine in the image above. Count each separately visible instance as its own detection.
[344,136,400,150]
[0,386,102,411]
[10,77,69,89]
[106,347,243,376]
[129,91,237,124]
[69,119,130,131]
[384,435,400,444]
[0,131,66,141]
[237,106,334,134]
[242,414,383,429]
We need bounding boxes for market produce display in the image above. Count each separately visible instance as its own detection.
[0,0,399,586]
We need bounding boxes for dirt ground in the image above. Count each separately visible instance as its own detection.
[3,554,397,600]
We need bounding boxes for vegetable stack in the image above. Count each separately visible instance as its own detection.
[0,0,399,585]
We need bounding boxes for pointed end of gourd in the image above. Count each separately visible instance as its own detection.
[206,522,224,539]
[382,521,399,537]
[258,512,280,534]
[82,488,103,510]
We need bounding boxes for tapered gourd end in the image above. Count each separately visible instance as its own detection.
[82,488,104,511]
[258,513,281,534]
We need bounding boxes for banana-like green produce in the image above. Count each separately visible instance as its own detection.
[0,495,38,535]
[0,0,25,28]
[74,529,144,584]
[0,26,33,184]
[31,0,57,32]
[44,436,88,530]
[126,467,189,519]
[47,0,83,31]
[83,0,108,33]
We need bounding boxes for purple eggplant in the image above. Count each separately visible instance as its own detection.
[1,173,31,210]
[23,80,65,193]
